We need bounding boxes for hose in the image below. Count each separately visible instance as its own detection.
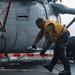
[39,1,48,49]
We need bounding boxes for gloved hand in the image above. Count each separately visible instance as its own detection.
[32,44,36,49]
[40,50,46,56]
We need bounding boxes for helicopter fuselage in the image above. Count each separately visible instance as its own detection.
[0,1,61,53]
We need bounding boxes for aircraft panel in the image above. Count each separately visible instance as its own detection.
[12,32,28,51]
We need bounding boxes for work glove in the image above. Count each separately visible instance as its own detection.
[40,50,46,56]
[32,44,36,49]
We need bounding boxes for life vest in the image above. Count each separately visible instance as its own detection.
[44,20,67,42]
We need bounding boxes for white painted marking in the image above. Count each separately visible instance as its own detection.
[22,69,34,72]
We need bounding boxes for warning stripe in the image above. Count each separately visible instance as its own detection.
[0,54,5,57]
[0,53,62,64]
[14,53,54,57]
[0,53,54,57]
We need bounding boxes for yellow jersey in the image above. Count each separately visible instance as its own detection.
[44,20,67,42]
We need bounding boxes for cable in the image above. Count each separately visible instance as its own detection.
[0,53,27,66]
[0,6,8,16]
[39,1,48,49]
[12,53,27,62]
[27,0,31,14]
[9,29,19,50]
[41,56,61,72]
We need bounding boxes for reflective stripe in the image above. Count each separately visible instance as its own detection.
[14,53,20,57]
[0,54,3,57]
[0,53,62,64]
[0,53,54,57]
[27,53,34,57]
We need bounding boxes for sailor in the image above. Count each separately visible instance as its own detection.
[32,18,71,75]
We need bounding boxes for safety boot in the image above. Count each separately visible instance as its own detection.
[43,64,53,72]
[59,70,71,75]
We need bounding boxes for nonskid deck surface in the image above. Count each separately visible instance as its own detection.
[0,50,75,75]
[0,60,75,75]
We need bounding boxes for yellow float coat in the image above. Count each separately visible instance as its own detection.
[44,20,67,42]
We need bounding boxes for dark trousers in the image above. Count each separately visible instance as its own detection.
[49,31,70,71]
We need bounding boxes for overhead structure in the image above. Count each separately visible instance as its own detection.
[66,17,75,29]
[51,3,75,14]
